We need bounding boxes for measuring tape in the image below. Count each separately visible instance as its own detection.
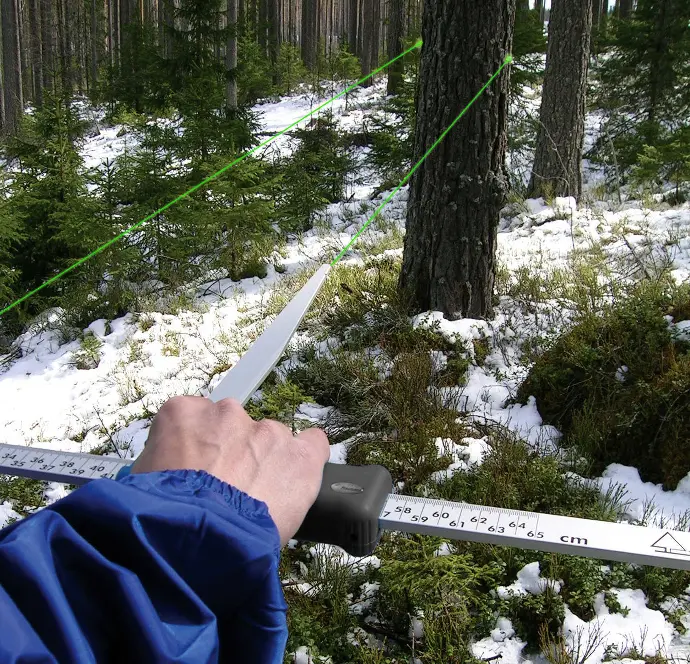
[2,264,689,570]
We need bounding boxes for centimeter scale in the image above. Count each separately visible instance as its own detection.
[2,265,690,571]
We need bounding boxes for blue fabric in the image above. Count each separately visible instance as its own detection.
[0,470,289,663]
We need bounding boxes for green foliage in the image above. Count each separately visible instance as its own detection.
[278,112,355,232]
[0,166,23,320]
[518,280,690,488]
[511,6,547,91]
[375,537,500,662]
[632,126,690,202]
[317,42,362,85]
[502,588,565,644]
[236,34,273,105]
[591,0,690,177]
[432,433,620,524]
[193,153,279,281]
[98,22,169,115]
[274,43,308,95]
[1,94,108,329]
[0,476,46,520]
[71,334,104,370]
[367,43,419,189]
[246,379,314,433]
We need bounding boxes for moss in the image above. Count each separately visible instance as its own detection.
[517,282,690,488]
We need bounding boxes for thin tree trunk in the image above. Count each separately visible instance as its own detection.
[29,0,44,105]
[268,0,280,84]
[258,0,268,55]
[387,0,404,94]
[226,0,238,110]
[2,0,23,134]
[90,0,99,92]
[41,0,55,92]
[529,0,592,200]
[360,0,373,84]
[399,0,515,319]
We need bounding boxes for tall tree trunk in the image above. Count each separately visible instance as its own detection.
[399,0,515,320]
[529,0,592,200]
[29,0,44,105]
[226,0,238,110]
[620,0,633,19]
[90,0,99,92]
[386,0,404,94]
[2,0,24,134]
[301,0,318,69]
[258,0,268,55]
[360,0,373,84]
[41,0,54,92]
[348,0,358,52]
[268,0,280,84]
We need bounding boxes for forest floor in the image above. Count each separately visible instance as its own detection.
[2,79,690,663]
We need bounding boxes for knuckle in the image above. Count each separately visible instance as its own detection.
[255,418,290,441]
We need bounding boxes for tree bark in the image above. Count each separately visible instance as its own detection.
[301,0,318,69]
[90,0,99,92]
[2,0,24,134]
[268,0,280,84]
[258,0,268,55]
[348,0,358,53]
[29,0,44,105]
[399,0,515,320]
[360,0,374,85]
[386,0,404,94]
[226,0,238,110]
[529,0,592,201]
[41,0,54,92]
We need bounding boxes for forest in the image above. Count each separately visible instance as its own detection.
[1,0,690,662]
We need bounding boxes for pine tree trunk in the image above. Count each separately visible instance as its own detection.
[620,0,633,19]
[348,0,358,52]
[29,0,44,105]
[399,0,515,320]
[360,0,373,84]
[529,0,592,201]
[301,0,318,69]
[226,0,238,110]
[258,0,268,55]
[90,0,99,91]
[386,0,404,94]
[41,0,54,91]
[2,0,24,134]
[268,0,280,84]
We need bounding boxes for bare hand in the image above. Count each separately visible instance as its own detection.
[130,395,330,546]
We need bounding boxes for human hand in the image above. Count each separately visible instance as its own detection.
[130,395,330,546]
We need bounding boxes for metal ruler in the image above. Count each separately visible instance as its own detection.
[2,264,690,570]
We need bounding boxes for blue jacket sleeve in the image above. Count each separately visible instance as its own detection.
[0,469,289,663]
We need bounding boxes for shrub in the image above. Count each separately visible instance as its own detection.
[517,281,690,488]
[71,334,104,370]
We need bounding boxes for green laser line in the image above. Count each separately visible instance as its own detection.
[0,41,423,319]
[331,54,514,267]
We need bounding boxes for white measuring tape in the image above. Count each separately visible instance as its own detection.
[2,264,688,569]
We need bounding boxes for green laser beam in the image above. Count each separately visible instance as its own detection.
[331,54,513,267]
[0,41,423,320]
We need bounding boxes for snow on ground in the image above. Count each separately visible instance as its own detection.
[2,84,690,661]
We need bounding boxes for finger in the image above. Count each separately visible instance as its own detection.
[294,427,331,464]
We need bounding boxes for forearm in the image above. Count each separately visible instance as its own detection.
[0,470,288,664]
